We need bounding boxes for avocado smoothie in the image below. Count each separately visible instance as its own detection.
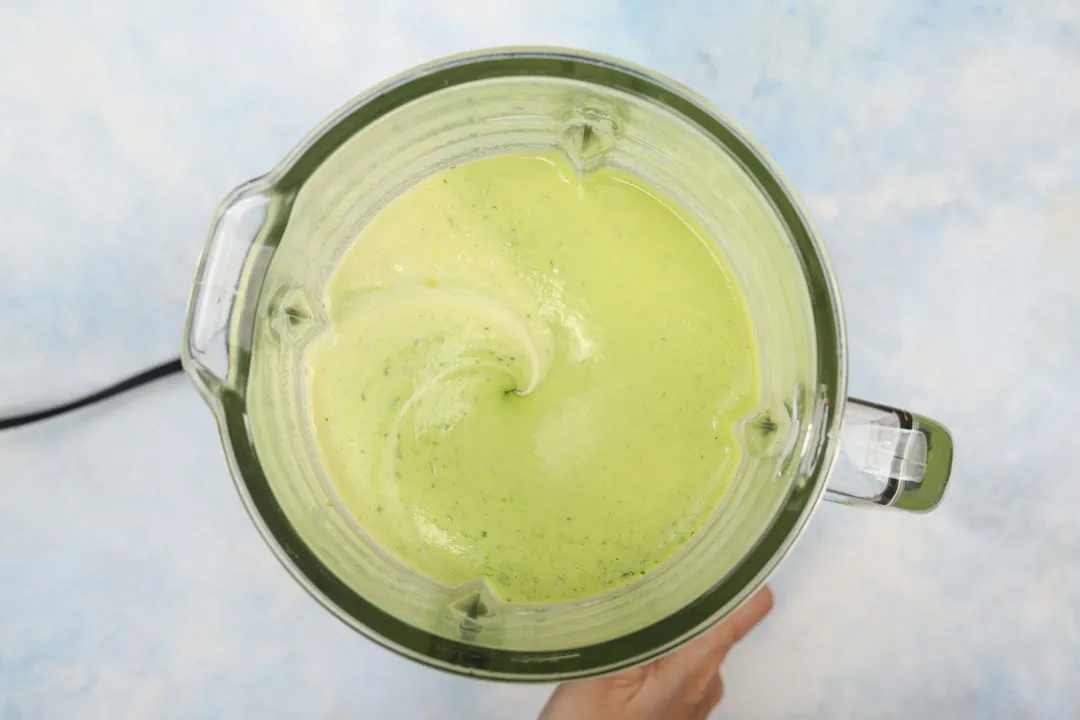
[306,152,759,604]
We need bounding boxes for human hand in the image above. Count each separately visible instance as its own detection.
[538,586,773,720]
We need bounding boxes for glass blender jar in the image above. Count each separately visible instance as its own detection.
[182,48,953,681]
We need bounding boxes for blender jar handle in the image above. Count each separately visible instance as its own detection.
[825,398,954,512]
[181,181,277,398]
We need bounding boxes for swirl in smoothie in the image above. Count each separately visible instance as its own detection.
[306,153,759,603]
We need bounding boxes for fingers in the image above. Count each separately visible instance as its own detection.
[660,585,774,674]
[688,672,725,720]
[707,585,774,652]
[605,663,652,691]
[541,587,773,720]
[704,671,724,708]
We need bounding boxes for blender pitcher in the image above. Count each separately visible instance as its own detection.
[182,48,954,681]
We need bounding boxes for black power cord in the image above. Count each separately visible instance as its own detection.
[0,358,184,431]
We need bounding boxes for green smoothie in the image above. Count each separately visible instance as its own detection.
[306,152,759,603]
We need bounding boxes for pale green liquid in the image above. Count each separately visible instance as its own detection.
[307,153,759,603]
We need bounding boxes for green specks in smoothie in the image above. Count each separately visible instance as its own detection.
[306,152,759,604]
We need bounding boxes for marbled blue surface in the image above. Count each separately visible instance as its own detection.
[1,1,1078,718]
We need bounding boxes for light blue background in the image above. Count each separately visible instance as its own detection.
[1,1,1078,718]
